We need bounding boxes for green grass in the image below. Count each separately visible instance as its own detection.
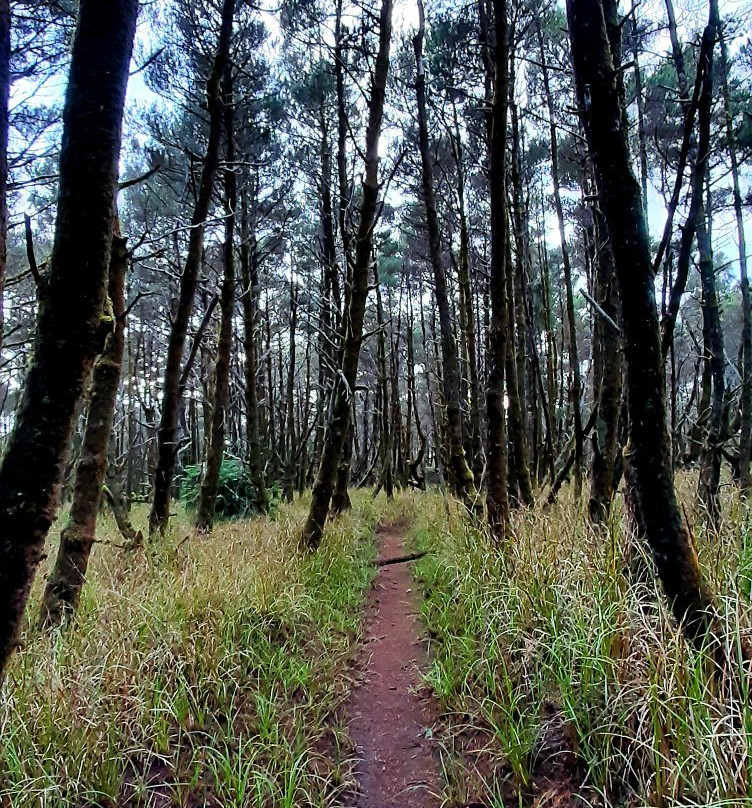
[410,481,752,808]
[0,492,385,807]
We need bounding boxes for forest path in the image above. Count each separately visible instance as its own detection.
[345,522,441,808]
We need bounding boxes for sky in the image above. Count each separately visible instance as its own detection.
[11,0,752,285]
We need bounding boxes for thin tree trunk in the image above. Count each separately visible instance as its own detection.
[697,210,725,528]
[283,280,298,502]
[450,110,483,480]
[240,195,268,513]
[301,0,393,550]
[509,95,536,502]
[374,260,394,498]
[660,0,717,356]
[414,0,478,510]
[0,0,138,676]
[630,15,649,214]
[149,0,234,535]
[536,17,583,498]
[196,63,237,531]
[720,31,752,493]
[0,0,9,358]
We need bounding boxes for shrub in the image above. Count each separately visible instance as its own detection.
[179,456,275,520]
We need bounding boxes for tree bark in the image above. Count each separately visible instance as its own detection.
[449,111,483,481]
[300,0,393,550]
[374,260,394,498]
[196,62,238,531]
[40,235,130,627]
[485,0,511,538]
[240,194,269,513]
[660,0,717,357]
[149,0,235,535]
[567,0,721,653]
[0,0,138,677]
[508,94,535,504]
[588,207,623,523]
[283,280,298,502]
[697,207,725,529]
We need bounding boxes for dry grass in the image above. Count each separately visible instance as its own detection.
[4,480,749,808]
[0,493,391,807]
[410,477,752,808]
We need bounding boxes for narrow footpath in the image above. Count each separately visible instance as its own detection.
[346,522,441,808]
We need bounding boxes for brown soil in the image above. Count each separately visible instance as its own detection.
[345,522,441,808]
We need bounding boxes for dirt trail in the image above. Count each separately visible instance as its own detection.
[345,522,441,808]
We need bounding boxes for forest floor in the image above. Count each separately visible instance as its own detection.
[2,483,752,807]
[345,521,441,808]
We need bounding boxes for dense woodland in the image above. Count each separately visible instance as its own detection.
[1,0,752,804]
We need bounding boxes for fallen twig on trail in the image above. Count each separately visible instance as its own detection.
[377,551,428,566]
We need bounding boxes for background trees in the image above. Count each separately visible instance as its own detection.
[0,0,749,665]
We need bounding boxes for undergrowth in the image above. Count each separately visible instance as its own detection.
[0,492,386,808]
[411,480,752,808]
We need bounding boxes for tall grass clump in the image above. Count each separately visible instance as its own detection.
[412,479,752,807]
[0,492,382,808]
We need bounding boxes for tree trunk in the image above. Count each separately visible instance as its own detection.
[697,208,725,529]
[240,195,269,514]
[485,0,511,538]
[720,31,752,493]
[0,0,9,358]
[630,15,649,214]
[450,111,483,481]
[300,0,393,550]
[536,18,583,498]
[40,234,130,627]
[509,94,536,503]
[413,0,478,511]
[567,0,721,653]
[505,237,534,506]
[374,260,394,498]
[196,62,237,531]
[588,207,623,523]
[149,0,235,535]
[283,280,298,502]
[659,0,717,357]
[0,0,138,677]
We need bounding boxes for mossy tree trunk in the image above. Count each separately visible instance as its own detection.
[0,0,9,358]
[40,235,130,628]
[720,31,752,494]
[0,0,138,677]
[567,0,721,652]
